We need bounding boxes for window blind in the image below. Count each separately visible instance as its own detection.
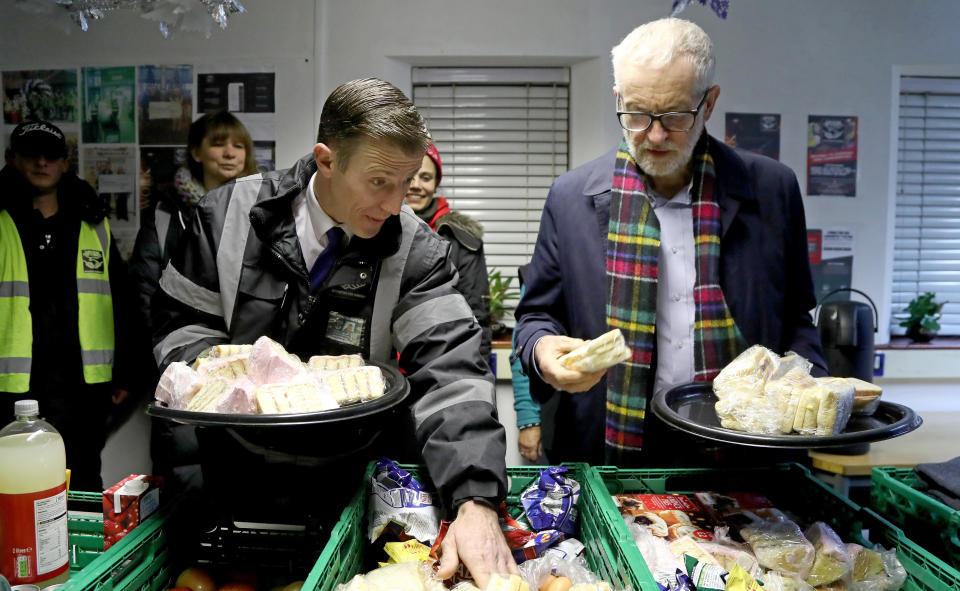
[893,76,960,335]
[412,67,570,326]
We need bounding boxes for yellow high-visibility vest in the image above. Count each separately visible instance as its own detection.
[0,209,114,393]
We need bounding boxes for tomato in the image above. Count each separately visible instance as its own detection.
[219,583,256,591]
[175,567,217,591]
[223,568,259,588]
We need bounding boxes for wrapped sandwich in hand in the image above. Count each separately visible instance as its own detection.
[558,329,632,373]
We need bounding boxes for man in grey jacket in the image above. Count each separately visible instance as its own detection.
[152,78,515,584]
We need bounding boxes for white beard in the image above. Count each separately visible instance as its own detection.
[623,124,702,179]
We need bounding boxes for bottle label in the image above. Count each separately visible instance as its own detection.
[0,483,69,584]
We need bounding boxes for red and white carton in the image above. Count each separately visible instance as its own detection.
[101,475,162,549]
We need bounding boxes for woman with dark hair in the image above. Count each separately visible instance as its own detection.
[405,143,492,362]
[129,110,258,492]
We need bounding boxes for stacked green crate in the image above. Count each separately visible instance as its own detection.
[872,466,960,568]
[68,491,106,572]
[303,463,655,591]
[592,463,960,591]
[65,490,327,591]
[63,490,178,591]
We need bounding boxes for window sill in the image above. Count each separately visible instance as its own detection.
[878,336,960,350]
[875,339,960,380]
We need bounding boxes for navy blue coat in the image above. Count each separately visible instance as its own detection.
[514,135,826,464]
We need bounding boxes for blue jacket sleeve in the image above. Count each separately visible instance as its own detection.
[510,286,539,426]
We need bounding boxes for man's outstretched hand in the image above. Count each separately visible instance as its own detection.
[435,500,518,589]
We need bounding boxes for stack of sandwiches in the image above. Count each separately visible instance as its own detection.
[713,345,882,436]
[154,336,385,415]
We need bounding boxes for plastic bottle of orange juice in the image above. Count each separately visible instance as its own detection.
[0,400,70,588]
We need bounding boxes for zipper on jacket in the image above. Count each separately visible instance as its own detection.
[270,245,303,280]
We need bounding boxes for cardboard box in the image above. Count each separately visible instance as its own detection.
[102,474,162,549]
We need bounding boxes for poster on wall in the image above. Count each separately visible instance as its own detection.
[83,145,138,259]
[138,65,193,146]
[197,68,277,170]
[253,140,276,172]
[2,69,79,125]
[82,67,136,144]
[724,112,780,160]
[807,115,858,197]
[807,226,855,303]
[197,72,275,114]
[139,146,189,215]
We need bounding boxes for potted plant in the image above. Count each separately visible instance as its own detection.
[484,268,521,338]
[898,291,947,343]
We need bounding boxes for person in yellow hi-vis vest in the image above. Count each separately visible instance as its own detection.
[1,120,136,491]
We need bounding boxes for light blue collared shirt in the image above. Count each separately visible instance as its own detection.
[649,182,696,396]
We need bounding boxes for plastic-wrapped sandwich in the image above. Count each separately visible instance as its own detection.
[308,354,365,371]
[186,377,257,414]
[191,343,253,370]
[818,376,882,415]
[255,380,338,413]
[712,345,859,437]
[323,366,386,405]
[558,329,632,372]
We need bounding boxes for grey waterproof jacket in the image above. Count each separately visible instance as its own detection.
[151,153,507,510]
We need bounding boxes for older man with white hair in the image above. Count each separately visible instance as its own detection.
[514,17,826,466]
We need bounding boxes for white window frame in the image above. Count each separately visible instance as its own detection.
[886,65,960,337]
[412,67,570,327]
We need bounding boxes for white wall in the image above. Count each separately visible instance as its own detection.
[0,0,318,169]
[5,0,959,342]
[317,0,960,345]
[3,0,960,477]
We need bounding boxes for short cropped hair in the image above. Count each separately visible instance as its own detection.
[187,110,259,181]
[317,78,429,170]
[611,18,716,97]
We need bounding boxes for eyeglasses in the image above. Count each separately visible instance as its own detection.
[616,91,708,133]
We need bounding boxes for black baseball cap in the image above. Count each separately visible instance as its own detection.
[10,120,68,159]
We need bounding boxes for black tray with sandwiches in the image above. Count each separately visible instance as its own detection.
[147,360,409,427]
[651,382,922,449]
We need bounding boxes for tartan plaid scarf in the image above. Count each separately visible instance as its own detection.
[605,136,745,465]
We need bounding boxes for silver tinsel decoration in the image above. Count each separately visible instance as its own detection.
[14,0,245,38]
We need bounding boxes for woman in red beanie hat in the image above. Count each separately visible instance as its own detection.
[406,144,492,363]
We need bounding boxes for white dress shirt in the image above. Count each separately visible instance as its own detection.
[649,182,697,396]
[292,171,352,269]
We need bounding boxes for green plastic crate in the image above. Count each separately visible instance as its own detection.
[303,463,653,591]
[872,466,960,568]
[63,490,179,591]
[68,491,106,572]
[593,463,960,591]
[65,490,326,591]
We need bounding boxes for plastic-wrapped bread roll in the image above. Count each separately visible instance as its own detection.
[557,329,632,372]
[741,519,815,580]
[804,522,851,586]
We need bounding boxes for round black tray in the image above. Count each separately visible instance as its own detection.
[146,360,409,427]
[651,382,922,449]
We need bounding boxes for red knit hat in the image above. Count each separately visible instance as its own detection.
[425,143,442,186]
